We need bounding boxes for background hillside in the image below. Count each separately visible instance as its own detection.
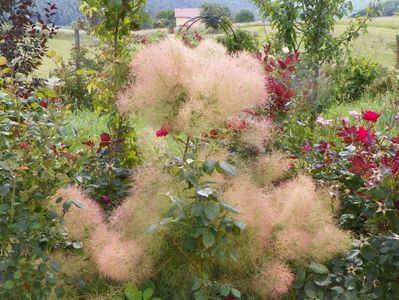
[354,0,399,16]
[34,0,376,26]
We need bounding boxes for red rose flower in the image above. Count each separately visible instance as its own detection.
[356,127,374,145]
[155,123,171,137]
[40,100,48,108]
[363,111,380,122]
[100,133,111,147]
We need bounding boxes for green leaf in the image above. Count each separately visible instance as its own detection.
[0,184,10,197]
[202,230,215,248]
[204,202,219,221]
[234,220,246,231]
[330,286,344,294]
[230,288,241,298]
[203,160,216,175]
[360,244,378,260]
[50,261,62,273]
[124,283,141,300]
[304,282,318,298]
[220,202,239,214]
[314,274,332,286]
[220,285,230,297]
[63,200,72,212]
[13,271,21,280]
[308,262,329,274]
[197,188,213,198]
[46,273,56,285]
[344,276,357,290]
[55,287,65,298]
[72,199,85,209]
[216,161,236,176]
[3,280,14,289]
[0,203,10,211]
[294,267,306,288]
[143,288,154,300]
[192,202,203,217]
[186,173,199,187]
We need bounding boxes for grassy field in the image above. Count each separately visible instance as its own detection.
[336,16,399,30]
[240,17,398,68]
[36,16,399,77]
[36,29,97,78]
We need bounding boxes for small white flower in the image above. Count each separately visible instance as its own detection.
[282,47,290,53]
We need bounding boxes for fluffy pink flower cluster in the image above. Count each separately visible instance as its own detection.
[223,167,350,298]
[118,39,267,134]
[50,186,149,283]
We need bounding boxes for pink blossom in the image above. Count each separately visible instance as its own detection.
[349,111,361,120]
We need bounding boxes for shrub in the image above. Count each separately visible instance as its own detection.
[50,47,101,110]
[200,3,232,30]
[118,39,266,135]
[154,9,175,28]
[299,109,399,233]
[369,68,399,95]
[323,56,380,103]
[216,29,259,53]
[296,234,399,299]
[0,1,58,75]
[235,9,255,23]
[0,75,79,299]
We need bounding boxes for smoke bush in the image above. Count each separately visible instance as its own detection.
[88,224,146,282]
[118,39,267,134]
[254,261,295,299]
[50,187,104,241]
[253,151,291,187]
[221,174,351,298]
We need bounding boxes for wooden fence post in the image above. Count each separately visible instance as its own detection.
[74,28,80,50]
[74,28,80,70]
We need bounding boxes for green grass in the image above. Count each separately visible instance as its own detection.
[36,29,97,78]
[334,25,397,68]
[322,90,399,132]
[239,16,398,68]
[336,16,399,30]
[64,110,112,151]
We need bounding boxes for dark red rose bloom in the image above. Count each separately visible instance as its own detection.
[357,127,375,145]
[100,133,111,147]
[40,100,48,108]
[100,195,111,204]
[82,140,95,148]
[156,123,171,137]
[363,111,380,122]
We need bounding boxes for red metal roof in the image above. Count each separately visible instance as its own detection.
[175,8,201,18]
